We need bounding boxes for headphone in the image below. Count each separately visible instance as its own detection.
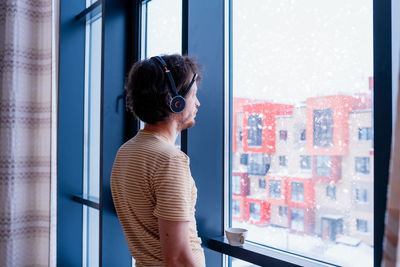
[152,56,198,113]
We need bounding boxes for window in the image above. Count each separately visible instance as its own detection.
[228,0,376,265]
[357,219,369,233]
[232,199,241,217]
[248,154,270,175]
[300,155,311,170]
[250,202,261,221]
[232,175,241,195]
[279,130,288,141]
[269,180,281,199]
[239,153,248,165]
[313,109,334,148]
[359,127,373,141]
[291,209,305,232]
[279,206,288,218]
[237,111,243,144]
[247,114,262,147]
[355,188,369,203]
[355,157,370,174]
[300,129,306,141]
[259,178,266,189]
[315,155,331,177]
[279,156,287,167]
[326,185,336,200]
[291,182,304,203]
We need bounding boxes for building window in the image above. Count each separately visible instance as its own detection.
[232,175,241,194]
[248,154,270,175]
[326,185,336,200]
[259,178,266,189]
[300,155,311,170]
[316,155,331,177]
[356,219,369,233]
[240,153,248,165]
[279,130,288,141]
[250,202,261,221]
[237,111,244,144]
[291,209,305,232]
[269,180,281,199]
[358,127,372,141]
[355,157,370,174]
[279,206,288,218]
[300,129,306,141]
[232,199,241,217]
[279,155,287,167]
[355,188,369,203]
[248,114,262,147]
[313,108,334,148]
[291,182,304,203]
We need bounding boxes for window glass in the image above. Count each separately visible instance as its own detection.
[248,154,269,175]
[140,0,182,147]
[356,219,369,233]
[358,127,372,141]
[355,157,370,174]
[315,155,331,177]
[232,175,241,194]
[291,182,304,203]
[82,206,99,267]
[230,0,374,265]
[326,185,336,200]
[355,188,369,203]
[247,114,263,147]
[83,15,102,200]
[313,109,334,148]
[269,180,281,199]
[279,156,287,167]
[258,178,266,189]
[279,130,288,141]
[232,199,241,217]
[300,155,311,170]
[249,202,261,221]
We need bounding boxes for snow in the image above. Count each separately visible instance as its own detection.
[231,221,373,267]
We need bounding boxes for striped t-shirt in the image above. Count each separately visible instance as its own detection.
[110,130,205,267]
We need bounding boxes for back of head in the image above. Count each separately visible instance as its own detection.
[125,54,201,124]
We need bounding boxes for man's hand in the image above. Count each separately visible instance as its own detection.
[158,218,197,267]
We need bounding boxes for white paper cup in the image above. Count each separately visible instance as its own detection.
[225,228,248,246]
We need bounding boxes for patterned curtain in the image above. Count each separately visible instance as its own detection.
[0,0,56,266]
[382,65,400,265]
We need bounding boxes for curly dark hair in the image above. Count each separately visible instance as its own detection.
[125,54,201,124]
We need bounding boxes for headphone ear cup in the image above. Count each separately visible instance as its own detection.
[170,95,186,113]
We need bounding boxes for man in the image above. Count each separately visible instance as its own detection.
[110,54,205,267]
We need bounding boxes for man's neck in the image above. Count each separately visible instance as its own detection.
[143,120,180,144]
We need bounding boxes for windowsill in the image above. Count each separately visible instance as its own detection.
[203,236,340,267]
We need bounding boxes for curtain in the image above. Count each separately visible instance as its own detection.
[382,65,400,266]
[0,0,56,266]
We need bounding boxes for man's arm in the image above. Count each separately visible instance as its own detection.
[158,218,197,267]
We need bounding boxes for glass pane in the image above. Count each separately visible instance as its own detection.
[82,206,99,267]
[86,0,98,8]
[141,0,182,58]
[230,0,373,266]
[83,15,102,199]
[140,0,182,148]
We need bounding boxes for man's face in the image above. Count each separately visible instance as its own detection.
[177,81,200,130]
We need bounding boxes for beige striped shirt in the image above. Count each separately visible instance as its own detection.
[111,130,205,267]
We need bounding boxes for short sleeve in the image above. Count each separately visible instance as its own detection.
[153,155,192,221]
